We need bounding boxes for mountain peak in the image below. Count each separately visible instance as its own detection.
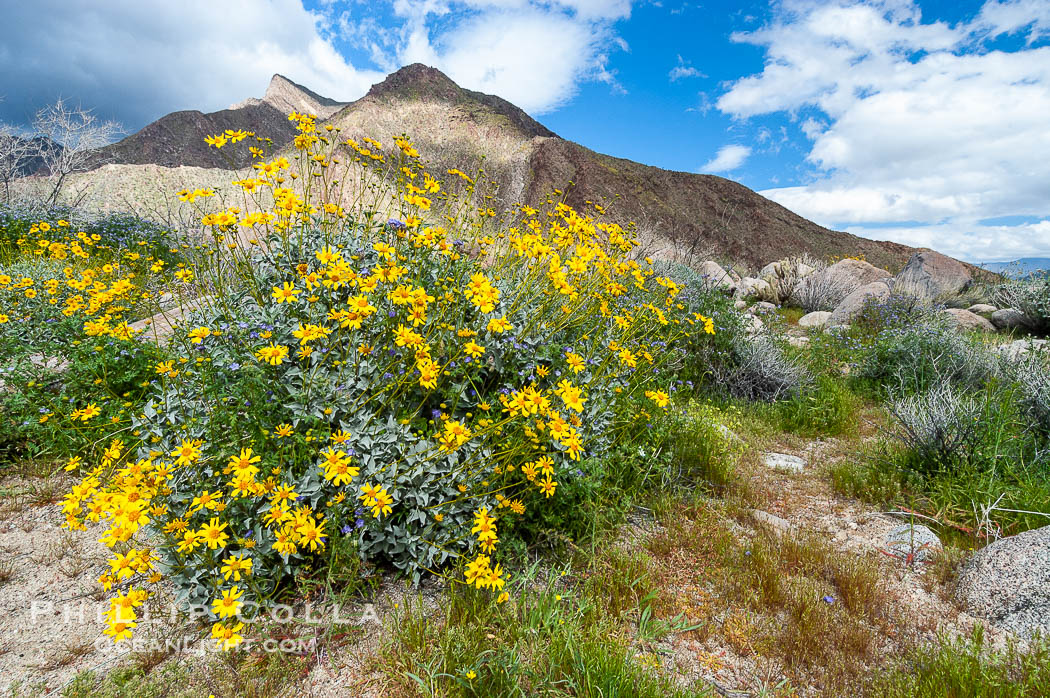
[230,74,346,118]
[362,64,557,139]
[365,64,465,103]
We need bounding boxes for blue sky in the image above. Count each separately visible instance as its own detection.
[3,0,1050,262]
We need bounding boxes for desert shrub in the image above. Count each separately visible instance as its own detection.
[850,293,929,338]
[937,281,998,310]
[0,204,179,267]
[652,260,744,383]
[790,261,854,313]
[886,382,985,475]
[1009,355,1050,436]
[655,261,809,401]
[43,122,716,649]
[758,254,821,305]
[854,311,1000,398]
[0,255,166,462]
[874,379,1050,533]
[713,332,811,402]
[995,277,1050,333]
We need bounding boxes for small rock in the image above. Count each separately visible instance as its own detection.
[744,314,764,333]
[884,523,942,564]
[751,509,792,533]
[941,308,996,332]
[753,301,777,314]
[990,308,1028,330]
[956,524,1050,640]
[697,261,736,293]
[967,303,997,314]
[997,338,1049,362]
[763,452,806,473]
[788,336,810,348]
[734,299,747,310]
[28,354,71,372]
[798,311,832,328]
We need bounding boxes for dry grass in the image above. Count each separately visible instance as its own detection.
[642,495,895,694]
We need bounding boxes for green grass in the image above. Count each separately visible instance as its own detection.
[378,564,710,698]
[773,374,863,437]
[873,627,1050,697]
[779,306,806,325]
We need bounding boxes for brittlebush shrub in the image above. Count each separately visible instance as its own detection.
[38,117,716,650]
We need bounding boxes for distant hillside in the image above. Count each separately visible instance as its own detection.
[982,258,1050,278]
[90,75,347,169]
[71,64,927,268]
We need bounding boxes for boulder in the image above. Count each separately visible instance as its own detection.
[990,308,1028,331]
[797,311,832,329]
[792,258,891,310]
[956,524,1050,639]
[734,299,748,310]
[893,249,972,300]
[759,261,779,278]
[735,276,771,300]
[796,263,816,279]
[941,308,996,332]
[697,261,736,293]
[744,314,764,334]
[763,452,806,473]
[828,281,891,325]
[997,339,1049,362]
[968,303,997,314]
[884,523,942,564]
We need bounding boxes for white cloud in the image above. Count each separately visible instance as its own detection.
[669,55,705,81]
[2,0,631,132]
[391,0,631,113]
[700,144,752,172]
[844,218,1050,262]
[0,0,385,131]
[719,0,1050,260]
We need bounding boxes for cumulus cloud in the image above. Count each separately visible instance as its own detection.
[389,0,631,113]
[2,0,631,133]
[0,0,385,132]
[700,144,752,173]
[718,0,1050,260]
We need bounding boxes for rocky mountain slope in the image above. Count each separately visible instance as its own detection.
[79,64,919,268]
[89,75,347,170]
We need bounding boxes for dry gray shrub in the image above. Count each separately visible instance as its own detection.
[713,333,811,402]
[887,382,982,473]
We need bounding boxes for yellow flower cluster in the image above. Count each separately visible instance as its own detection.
[43,121,720,652]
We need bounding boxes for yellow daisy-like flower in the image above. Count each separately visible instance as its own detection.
[171,440,201,466]
[211,586,243,619]
[255,343,289,366]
